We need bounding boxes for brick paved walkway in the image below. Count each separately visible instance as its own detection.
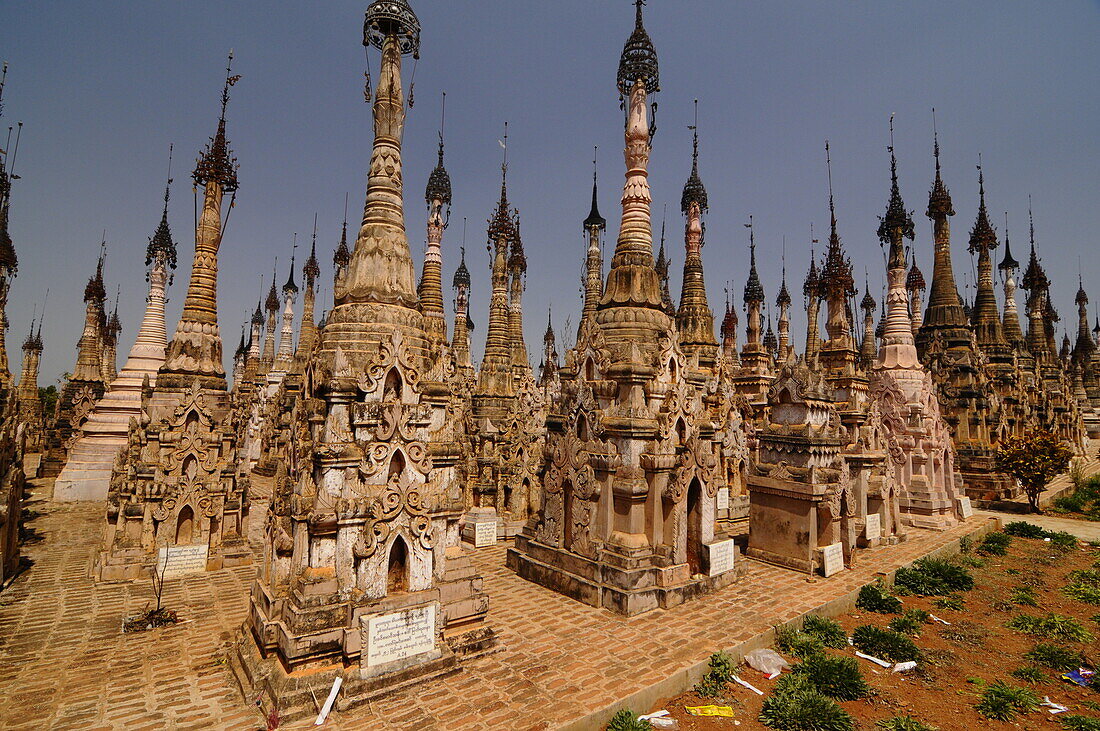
[0,477,996,730]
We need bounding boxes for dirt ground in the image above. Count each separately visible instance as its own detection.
[649,534,1100,730]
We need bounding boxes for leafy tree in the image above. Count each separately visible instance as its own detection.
[38,385,59,417]
[995,431,1073,513]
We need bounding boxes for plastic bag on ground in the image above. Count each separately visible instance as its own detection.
[745,648,791,676]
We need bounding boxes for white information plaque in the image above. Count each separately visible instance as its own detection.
[707,539,736,576]
[365,603,437,667]
[474,519,497,547]
[156,543,208,579]
[957,496,973,519]
[716,487,730,511]
[821,542,844,577]
[865,513,881,541]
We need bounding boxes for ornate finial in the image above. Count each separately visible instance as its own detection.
[680,99,708,215]
[266,258,280,312]
[878,115,915,246]
[584,146,606,230]
[488,124,514,250]
[304,213,320,283]
[334,193,350,270]
[968,156,997,254]
[999,211,1018,272]
[927,107,954,218]
[364,0,421,58]
[821,143,856,296]
[146,144,178,274]
[283,235,298,296]
[861,269,876,313]
[193,51,240,192]
[452,242,471,290]
[85,238,108,304]
[804,225,821,302]
[776,237,791,308]
[744,216,764,305]
[617,0,659,97]
[825,140,836,229]
[425,91,452,212]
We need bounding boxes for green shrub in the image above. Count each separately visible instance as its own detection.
[1010,665,1047,683]
[1025,642,1085,671]
[1049,531,1078,550]
[974,679,1040,721]
[606,709,652,731]
[759,674,854,731]
[1055,494,1087,513]
[932,595,965,611]
[1070,569,1100,586]
[875,717,937,731]
[977,531,1012,556]
[802,615,847,648]
[1007,613,1095,642]
[1061,714,1100,731]
[857,582,903,613]
[1004,521,1048,538]
[789,653,869,701]
[1011,586,1040,607]
[776,624,826,659]
[893,557,974,596]
[888,614,922,637]
[1064,582,1100,604]
[851,625,921,663]
[693,651,736,697]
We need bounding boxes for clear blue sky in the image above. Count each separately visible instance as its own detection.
[3,1,1099,384]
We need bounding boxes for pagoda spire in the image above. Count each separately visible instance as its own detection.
[998,212,1025,350]
[580,148,606,336]
[743,216,764,349]
[261,259,279,372]
[508,208,529,376]
[967,159,1007,351]
[876,118,920,369]
[1074,269,1095,367]
[804,227,822,362]
[160,52,240,389]
[276,243,298,366]
[859,273,878,368]
[333,192,350,286]
[906,250,926,333]
[479,143,516,397]
[420,92,451,349]
[820,141,856,345]
[73,243,107,383]
[721,285,739,364]
[776,241,792,363]
[918,109,970,350]
[597,0,668,344]
[539,306,558,386]
[655,210,675,316]
[1021,200,1051,360]
[676,101,717,365]
[451,236,473,370]
[297,216,321,358]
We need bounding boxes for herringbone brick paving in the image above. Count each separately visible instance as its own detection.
[0,477,998,730]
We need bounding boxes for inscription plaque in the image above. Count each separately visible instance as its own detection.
[474,520,497,547]
[716,487,730,511]
[865,513,881,541]
[821,542,844,577]
[156,543,208,579]
[957,496,973,519]
[707,539,736,576]
[365,603,437,667]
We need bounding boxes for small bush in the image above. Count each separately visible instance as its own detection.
[1007,613,1095,642]
[974,679,1040,721]
[875,717,937,731]
[889,614,922,637]
[1064,582,1100,605]
[1025,642,1085,671]
[1061,714,1100,731]
[1011,586,1040,607]
[893,557,974,596]
[789,653,869,701]
[606,709,651,731]
[802,615,848,649]
[759,674,854,731]
[851,625,921,663]
[932,595,965,611]
[693,651,736,697]
[1049,531,1078,550]
[776,624,826,659]
[977,531,1012,556]
[1070,569,1100,586]
[857,582,903,614]
[1010,665,1047,683]
[1004,521,1048,538]
[1055,494,1087,513]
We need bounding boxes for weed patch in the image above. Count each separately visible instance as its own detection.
[857,582,902,614]
[759,674,853,731]
[1007,613,1095,642]
[875,717,937,731]
[1024,642,1085,671]
[976,531,1012,556]
[851,625,921,663]
[893,558,974,596]
[973,679,1039,721]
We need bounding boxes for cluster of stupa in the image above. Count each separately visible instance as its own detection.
[2,0,1097,719]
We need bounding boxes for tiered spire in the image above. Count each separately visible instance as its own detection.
[479,151,517,396]
[451,242,473,370]
[1021,202,1051,360]
[539,307,558,386]
[276,247,298,366]
[580,150,606,336]
[876,121,920,369]
[508,210,529,375]
[859,276,877,367]
[655,215,675,316]
[597,0,668,343]
[999,213,1025,350]
[967,161,1007,351]
[297,221,321,358]
[160,53,240,388]
[804,235,822,361]
[820,142,856,343]
[743,218,764,348]
[420,94,451,348]
[676,105,717,363]
[919,112,970,345]
[73,245,107,383]
[906,253,926,333]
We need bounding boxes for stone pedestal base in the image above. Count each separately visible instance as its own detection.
[506,532,738,617]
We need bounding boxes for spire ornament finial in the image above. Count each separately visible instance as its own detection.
[617,0,659,97]
[680,99,708,215]
[425,91,452,216]
[193,52,240,192]
[364,0,420,58]
[584,146,606,230]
